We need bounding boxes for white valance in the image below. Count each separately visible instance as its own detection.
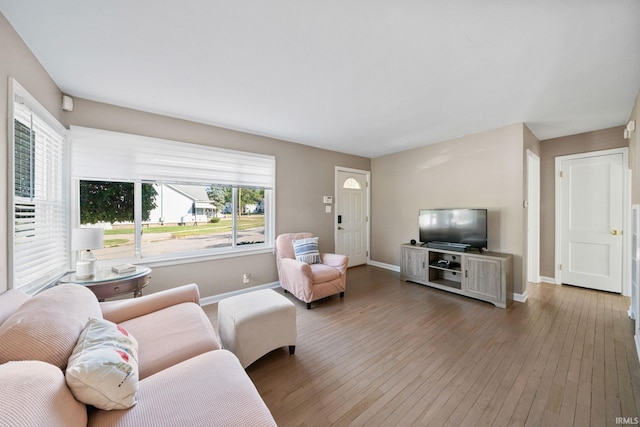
[70,126,275,188]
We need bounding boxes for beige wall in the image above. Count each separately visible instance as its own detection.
[539,126,628,279]
[1,12,369,297]
[371,123,526,294]
[61,99,369,297]
[0,14,63,293]
[3,7,638,300]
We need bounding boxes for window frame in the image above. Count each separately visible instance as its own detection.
[69,127,275,267]
[8,79,69,293]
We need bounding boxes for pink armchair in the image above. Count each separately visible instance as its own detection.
[275,233,348,309]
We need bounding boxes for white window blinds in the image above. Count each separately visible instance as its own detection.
[10,80,68,291]
[69,126,275,188]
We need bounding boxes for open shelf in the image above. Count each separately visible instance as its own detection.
[430,278,462,290]
[428,263,462,273]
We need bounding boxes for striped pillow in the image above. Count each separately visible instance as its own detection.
[292,237,321,264]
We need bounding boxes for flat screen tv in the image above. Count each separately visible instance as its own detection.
[419,208,488,250]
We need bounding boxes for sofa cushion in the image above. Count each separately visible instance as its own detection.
[88,350,276,427]
[119,302,220,379]
[310,263,341,283]
[0,284,102,369]
[66,317,139,410]
[292,237,321,264]
[0,360,88,427]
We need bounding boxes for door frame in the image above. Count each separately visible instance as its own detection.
[334,166,371,265]
[554,147,630,295]
[527,150,541,286]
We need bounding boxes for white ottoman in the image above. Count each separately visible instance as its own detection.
[218,289,297,368]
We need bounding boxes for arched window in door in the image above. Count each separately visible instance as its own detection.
[343,177,361,189]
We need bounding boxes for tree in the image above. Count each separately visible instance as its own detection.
[80,181,157,224]
[239,187,264,214]
[206,185,227,212]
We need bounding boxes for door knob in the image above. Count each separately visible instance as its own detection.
[611,229,622,235]
[338,226,344,231]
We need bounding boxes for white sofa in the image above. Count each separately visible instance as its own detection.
[0,283,277,427]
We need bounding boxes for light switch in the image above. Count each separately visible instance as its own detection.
[323,196,332,204]
[325,205,332,213]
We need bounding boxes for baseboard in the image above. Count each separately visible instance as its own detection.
[200,260,400,306]
[214,264,527,305]
[540,276,557,284]
[514,291,528,303]
[200,260,399,307]
[367,260,400,272]
[200,281,280,306]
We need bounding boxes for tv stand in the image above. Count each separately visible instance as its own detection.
[400,244,513,308]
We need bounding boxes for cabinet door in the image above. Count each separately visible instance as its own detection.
[464,256,502,301]
[401,247,427,282]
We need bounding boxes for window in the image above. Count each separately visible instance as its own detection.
[14,119,34,198]
[70,126,275,264]
[9,80,68,291]
[79,180,135,260]
[343,177,361,189]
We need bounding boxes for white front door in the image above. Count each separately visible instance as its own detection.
[559,150,625,293]
[335,168,369,267]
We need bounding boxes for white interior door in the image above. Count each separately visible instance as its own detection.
[335,168,369,267]
[559,151,625,293]
[632,205,640,360]
[527,151,541,284]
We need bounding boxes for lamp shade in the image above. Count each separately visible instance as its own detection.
[71,228,104,251]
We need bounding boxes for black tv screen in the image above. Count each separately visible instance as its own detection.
[419,208,488,249]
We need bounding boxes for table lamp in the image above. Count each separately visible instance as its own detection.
[71,228,104,279]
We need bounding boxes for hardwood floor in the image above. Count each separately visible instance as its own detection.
[203,265,640,426]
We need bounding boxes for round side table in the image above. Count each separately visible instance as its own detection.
[59,266,151,301]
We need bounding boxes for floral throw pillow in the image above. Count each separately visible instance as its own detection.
[65,317,139,410]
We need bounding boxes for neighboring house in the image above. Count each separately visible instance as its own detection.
[222,200,264,215]
[148,184,216,225]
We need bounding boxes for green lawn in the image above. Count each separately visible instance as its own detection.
[102,215,264,238]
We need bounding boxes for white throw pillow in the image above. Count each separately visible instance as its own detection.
[65,317,139,410]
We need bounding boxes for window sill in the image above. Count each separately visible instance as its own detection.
[100,245,275,269]
[17,272,66,296]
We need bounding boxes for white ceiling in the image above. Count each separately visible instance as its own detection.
[2,1,640,158]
